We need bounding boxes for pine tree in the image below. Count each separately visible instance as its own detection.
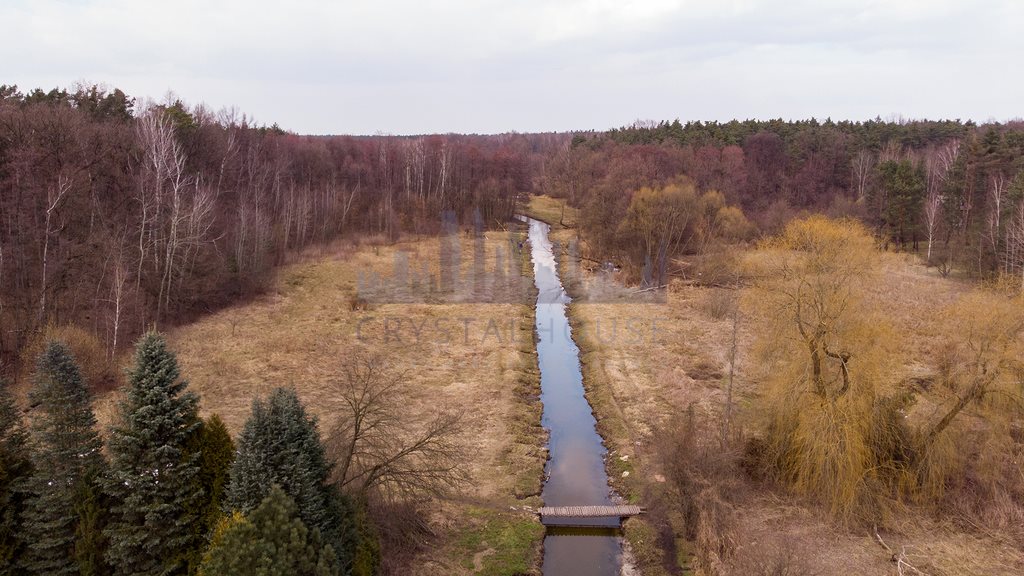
[199,486,339,576]
[225,388,347,554]
[20,342,106,576]
[0,381,32,575]
[104,332,202,576]
[183,413,235,569]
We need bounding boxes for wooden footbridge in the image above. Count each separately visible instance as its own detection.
[537,505,644,526]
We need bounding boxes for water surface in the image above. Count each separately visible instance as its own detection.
[524,217,622,575]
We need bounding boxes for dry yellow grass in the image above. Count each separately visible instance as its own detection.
[522,195,577,229]
[564,243,1024,575]
[95,230,546,575]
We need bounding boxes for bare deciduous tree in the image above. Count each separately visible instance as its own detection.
[39,174,73,322]
[135,109,218,318]
[619,179,701,286]
[923,187,942,263]
[917,291,1024,460]
[879,140,903,164]
[987,172,1007,266]
[1007,200,1024,287]
[852,150,874,203]
[327,354,467,501]
[920,140,960,264]
[936,139,961,176]
[107,250,129,358]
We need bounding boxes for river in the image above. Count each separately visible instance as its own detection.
[524,217,623,575]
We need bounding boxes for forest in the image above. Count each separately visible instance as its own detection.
[3,82,1024,576]
[5,85,1024,382]
[0,83,559,377]
[538,119,1024,574]
[549,117,1024,284]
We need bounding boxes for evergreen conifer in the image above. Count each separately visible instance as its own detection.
[0,381,32,575]
[200,486,339,576]
[105,333,202,576]
[225,388,347,557]
[20,342,106,576]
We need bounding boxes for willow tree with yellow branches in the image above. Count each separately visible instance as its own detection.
[751,216,897,520]
[751,215,1024,524]
[915,290,1024,522]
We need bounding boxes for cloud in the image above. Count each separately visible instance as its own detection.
[1,0,1020,133]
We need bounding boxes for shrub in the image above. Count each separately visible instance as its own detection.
[20,325,118,394]
[657,409,742,574]
[700,288,736,321]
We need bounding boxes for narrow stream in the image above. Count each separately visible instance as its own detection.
[524,217,623,575]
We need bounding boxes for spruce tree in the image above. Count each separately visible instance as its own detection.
[0,381,32,575]
[105,332,202,576]
[225,388,347,555]
[199,486,339,576]
[20,342,106,576]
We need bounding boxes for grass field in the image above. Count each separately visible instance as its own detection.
[96,228,547,575]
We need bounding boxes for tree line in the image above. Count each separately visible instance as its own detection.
[551,118,1024,286]
[0,83,562,379]
[1,331,458,575]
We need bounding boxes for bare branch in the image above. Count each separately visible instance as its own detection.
[326,353,469,502]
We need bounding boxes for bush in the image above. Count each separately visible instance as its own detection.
[700,288,736,321]
[657,409,743,575]
[692,246,744,287]
[372,501,433,575]
[20,325,118,394]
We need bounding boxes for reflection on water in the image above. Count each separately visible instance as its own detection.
[524,217,623,576]
[544,526,623,538]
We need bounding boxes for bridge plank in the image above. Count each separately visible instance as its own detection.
[538,505,643,518]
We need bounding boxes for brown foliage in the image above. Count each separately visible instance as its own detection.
[20,325,120,394]
[658,408,744,575]
[370,501,437,576]
[700,288,738,321]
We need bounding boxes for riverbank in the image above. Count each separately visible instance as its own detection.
[525,215,627,575]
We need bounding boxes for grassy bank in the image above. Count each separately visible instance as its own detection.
[520,195,575,229]
[553,224,672,575]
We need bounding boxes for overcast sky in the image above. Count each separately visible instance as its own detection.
[2,0,1021,135]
